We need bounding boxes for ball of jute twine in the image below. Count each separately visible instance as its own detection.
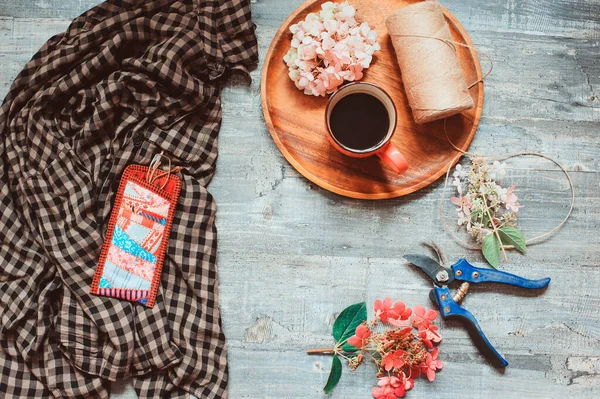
[385,1,575,252]
[386,1,476,123]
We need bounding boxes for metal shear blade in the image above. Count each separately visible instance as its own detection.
[403,254,454,286]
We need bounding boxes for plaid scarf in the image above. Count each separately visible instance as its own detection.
[0,0,257,397]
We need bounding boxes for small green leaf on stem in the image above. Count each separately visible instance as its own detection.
[341,342,357,352]
[323,356,342,394]
[482,233,501,268]
[498,226,527,253]
[332,302,367,345]
[482,213,490,227]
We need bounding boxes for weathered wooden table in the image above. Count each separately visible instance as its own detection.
[1,1,598,398]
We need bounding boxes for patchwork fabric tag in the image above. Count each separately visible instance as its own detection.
[91,162,181,308]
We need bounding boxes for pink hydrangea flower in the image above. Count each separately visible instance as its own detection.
[371,385,396,399]
[283,1,380,96]
[382,349,405,372]
[392,371,414,398]
[372,376,409,399]
[374,298,412,326]
[504,185,522,213]
[451,194,473,228]
[418,324,442,349]
[411,305,438,330]
[422,348,443,382]
[347,324,371,349]
[450,195,472,217]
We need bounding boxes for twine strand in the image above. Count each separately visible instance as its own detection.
[146,152,180,190]
[387,33,494,91]
[439,120,575,250]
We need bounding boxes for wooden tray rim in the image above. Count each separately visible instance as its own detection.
[260,0,484,200]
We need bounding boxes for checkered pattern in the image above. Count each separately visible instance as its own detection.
[0,0,257,397]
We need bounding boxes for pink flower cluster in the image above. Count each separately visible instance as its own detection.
[450,160,523,237]
[283,1,380,96]
[346,298,443,399]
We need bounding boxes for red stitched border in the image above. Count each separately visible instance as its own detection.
[90,164,182,308]
[97,288,149,300]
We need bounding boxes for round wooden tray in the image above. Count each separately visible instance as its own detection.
[261,0,483,199]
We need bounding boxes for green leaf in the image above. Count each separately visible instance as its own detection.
[498,226,527,253]
[482,214,490,227]
[332,302,367,345]
[341,342,358,352]
[323,356,342,394]
[482,233,501,268]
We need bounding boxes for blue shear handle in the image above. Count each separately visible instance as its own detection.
[452,259,551,289]
[434,287,509,368]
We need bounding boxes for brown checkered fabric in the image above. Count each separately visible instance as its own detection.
[0,0,257,398]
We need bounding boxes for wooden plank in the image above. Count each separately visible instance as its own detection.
[226,349,599,398]
[218,250,600,350]
[0,17,70,94]
[1,0,599,39]
[0,0,99,19]
[249,0,600,39]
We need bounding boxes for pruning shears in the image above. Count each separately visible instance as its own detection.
[404,252,550,368]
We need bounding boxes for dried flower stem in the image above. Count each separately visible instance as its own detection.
[480,194,508,262]
[307,348,335,354]
[308,336,352,355]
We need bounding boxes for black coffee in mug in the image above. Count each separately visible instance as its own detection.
[324,82,408,173]
[329,93,390,151]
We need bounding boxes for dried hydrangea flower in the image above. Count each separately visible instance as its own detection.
[283,1,380,96]
[450,159,526,267]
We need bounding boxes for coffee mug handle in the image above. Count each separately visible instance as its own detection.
[376,143,408,174]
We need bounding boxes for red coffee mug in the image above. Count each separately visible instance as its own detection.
[325,82,408,174]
